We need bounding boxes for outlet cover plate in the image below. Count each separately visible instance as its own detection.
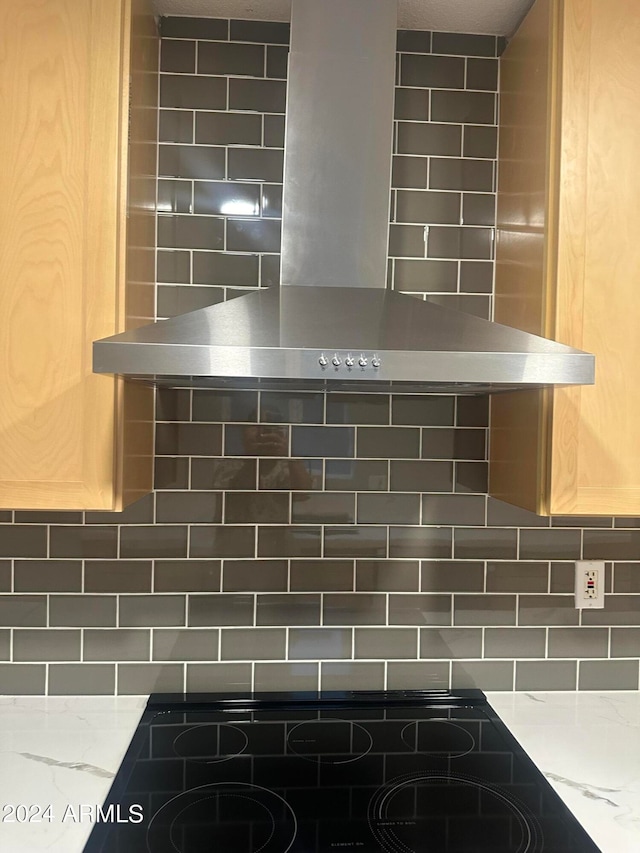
[574,560,605,609]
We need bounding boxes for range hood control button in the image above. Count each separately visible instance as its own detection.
[345,355,355,367]
[332,354,342,367]
[372,355,381,368]
[358,355,368,367]
[318,353,328,367]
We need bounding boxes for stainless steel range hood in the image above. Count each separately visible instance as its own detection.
[93,0,595,395]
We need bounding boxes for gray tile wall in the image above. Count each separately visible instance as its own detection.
[0,19,638,695]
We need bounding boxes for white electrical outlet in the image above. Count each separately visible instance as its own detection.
[574,561,605,609]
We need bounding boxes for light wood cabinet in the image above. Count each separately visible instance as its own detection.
[0,0,157,510]
[490,0,640,515]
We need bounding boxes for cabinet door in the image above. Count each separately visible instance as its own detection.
[0,0,156,510]
[490,0,640,515]
[549,0,640,514]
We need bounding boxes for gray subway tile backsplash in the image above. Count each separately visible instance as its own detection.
[429,158,494,192]
[229,19,289,44]
[421,560,484,592]
[84,561,152,593]
[431,90,495,124]
[50,595,117,628]
[161,17,228,39]
[257,593,321,626]
[0,526,47,558]
[484,628,545,659]
[155,560,221,593]
[389,594,451,626]
[463,125,498,159]
[0,664,46,694]
[451,660,514,690]
[398,124,464,161]
[254,661,317,691]
[400,54,465,88]
[395,190,461,225]
[427,226,493,260]
[266,45,289,79]
[518,595,580,627]
[118,663,185,694]
[186,662,252,692]
[158,181,192,215]
[198,41,265,76]
[454,528,517,560]
[159,144,225,180]
[390,460,453,492]
[394,89,430,122]
[392,155,428,189]
[83,629,150,662]
[159,110,193,144]
[431,32,498,58]
[548,628,609,659]
[394,258,457,292]
[195,112,262,146]
[193,250,259,286]
[358,494,420,525]
[466,57,499,91]
[290,560,354,592]
[1,18,637,695]
[49,664,116,696]
[486,561,549,593]
[194,182,259,218]
[227,147,284,181]
[453,594,517,626]
[420,627,482,659]
[578,660,639,691]
[221,627,286,660]
[226,218,281,253]
[321,661,386,691]
[356,560,419,592]
[14,560,82,593]
[229,78,286,113]
[160,39,196,73]
[515,660,577,691]
[157,248,191,284]
[14,629,81,662]
[189,593,253,626]
[160,75,227,110]
[152,628,219,661]
[358,427,420,459]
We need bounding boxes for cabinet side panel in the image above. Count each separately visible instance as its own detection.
[547,0,590,514]
[489,0,557,513]
[115,0,158,509]
[552,0,640,513]
[0,0,122,509]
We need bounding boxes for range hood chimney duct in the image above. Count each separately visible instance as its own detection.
[280,0,395,290]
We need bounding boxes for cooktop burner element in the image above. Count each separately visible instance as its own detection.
[84,690,602,853]
[172,722,249,763]
[368,771,543,853]
[147,782,297,853]
[286,718,373,764]
[400,719,476,757]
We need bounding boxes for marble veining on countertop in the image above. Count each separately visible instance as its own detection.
[0,692,639,852]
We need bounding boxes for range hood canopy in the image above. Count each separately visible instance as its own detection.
[93,0,595,395]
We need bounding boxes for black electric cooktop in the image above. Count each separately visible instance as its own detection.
[84,690,601,853]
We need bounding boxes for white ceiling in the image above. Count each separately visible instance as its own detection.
[152,0,536,38]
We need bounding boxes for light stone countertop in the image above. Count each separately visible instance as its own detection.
[0,691,638,852]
